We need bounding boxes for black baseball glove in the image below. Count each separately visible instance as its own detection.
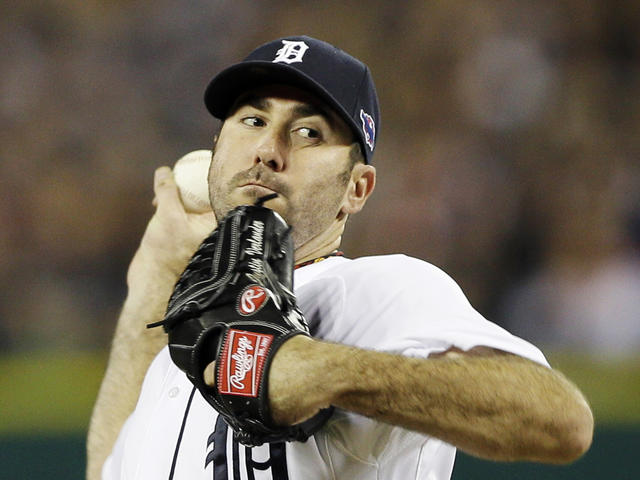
[148,194,333,446]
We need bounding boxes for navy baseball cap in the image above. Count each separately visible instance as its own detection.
[204,36,380,164]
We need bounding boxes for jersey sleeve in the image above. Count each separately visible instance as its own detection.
[311,255,548,366]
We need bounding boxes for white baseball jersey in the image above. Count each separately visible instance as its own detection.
[103,254,548,480]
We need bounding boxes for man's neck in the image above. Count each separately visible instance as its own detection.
[294,219,345,266]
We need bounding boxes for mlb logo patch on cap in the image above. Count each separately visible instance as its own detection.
[359,109,376,152]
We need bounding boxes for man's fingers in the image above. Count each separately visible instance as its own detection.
[204,361,216,387]
[153,166,183,212]
[192,211,218,234]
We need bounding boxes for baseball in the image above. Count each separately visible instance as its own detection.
[173,150,212,213]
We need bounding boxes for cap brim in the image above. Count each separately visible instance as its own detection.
[204,61,360,147]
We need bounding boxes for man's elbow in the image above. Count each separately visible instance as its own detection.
[549,401,594,464]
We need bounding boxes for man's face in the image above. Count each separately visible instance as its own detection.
[208,85,357,248]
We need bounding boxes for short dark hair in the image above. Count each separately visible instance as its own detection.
[335,142,365,186]
[349,142,365,168]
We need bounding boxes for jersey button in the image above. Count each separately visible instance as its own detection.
[168,387,180,398]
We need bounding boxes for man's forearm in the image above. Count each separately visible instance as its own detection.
[86,167,216,479]
[86,264,176,480]
[269,337,593,464]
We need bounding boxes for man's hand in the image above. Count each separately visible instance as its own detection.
[128,166,216,288]
[267,336,333,426]
[203,335,331,427]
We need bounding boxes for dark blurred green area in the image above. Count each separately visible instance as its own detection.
[1,429,638,479]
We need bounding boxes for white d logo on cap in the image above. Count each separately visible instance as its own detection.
[273,40,309,64]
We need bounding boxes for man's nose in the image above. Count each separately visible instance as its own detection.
[254,130,286,172]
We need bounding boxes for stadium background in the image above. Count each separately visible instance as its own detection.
[1,1,638,478]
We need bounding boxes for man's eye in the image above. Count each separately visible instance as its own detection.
[242,117,265,127]
[296,127,321,139]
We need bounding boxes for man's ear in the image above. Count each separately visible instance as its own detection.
[341,164,376,215]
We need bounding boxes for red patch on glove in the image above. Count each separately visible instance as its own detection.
[218,329,274,397]
[237,285,268,316]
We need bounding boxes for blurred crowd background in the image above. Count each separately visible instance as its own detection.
[2,1,640,477]
[2,1,639,359]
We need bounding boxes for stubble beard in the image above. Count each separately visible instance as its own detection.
[285,177,347,249]
[209,164,288,221]
[209,164,350,250]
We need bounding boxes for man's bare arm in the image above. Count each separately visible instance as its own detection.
[86,167,215,480]
[268,337,594,464]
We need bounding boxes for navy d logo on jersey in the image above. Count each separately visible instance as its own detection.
[272,40,309,64]
[238,285,268,316]
[359,109,376,151]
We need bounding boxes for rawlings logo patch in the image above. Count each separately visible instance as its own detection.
[359,109,376,152]
[237,285,268,316]
[218,329,273,397]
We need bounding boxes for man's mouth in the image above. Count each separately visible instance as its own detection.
[240,182,277,195]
